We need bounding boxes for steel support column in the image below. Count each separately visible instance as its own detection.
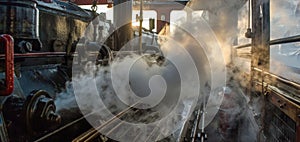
[251,1,270,141]
[251,0,270,70]
[113,0,132,50]
[262,0,270,71]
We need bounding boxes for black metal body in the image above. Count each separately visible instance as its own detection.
[0,0,95,141]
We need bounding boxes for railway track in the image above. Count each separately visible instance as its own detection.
[72,102,198,142]
[33,102,161,141]
[72,104,137,142]
[72,102,164,142]
[34,99,195,142]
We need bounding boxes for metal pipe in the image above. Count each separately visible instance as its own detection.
[271,35,300,45]
[139,0,143,54]
[234,35,300,49]
[234,43,251,49]
[0,51,109,59]
[248,0,251,29]
[0,52,66,59]
[253,67,300,89]
[191,109,201,142]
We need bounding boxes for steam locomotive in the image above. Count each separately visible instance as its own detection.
[0,0,162,141]
[0,0,109,141]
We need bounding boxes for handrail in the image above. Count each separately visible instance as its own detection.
[0,34,14,96]
[0,52,66,59]
[0,52,103,59]
[234,43,251,49]
[253,67,300,89]
[234,35,300,49]
[271,35,300,45]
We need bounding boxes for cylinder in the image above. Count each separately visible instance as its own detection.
[0,0,42,51]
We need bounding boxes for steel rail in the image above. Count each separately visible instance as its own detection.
[34,111,97,142]
[72,102,141,142]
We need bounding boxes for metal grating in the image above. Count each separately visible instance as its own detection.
[265,103,296,142]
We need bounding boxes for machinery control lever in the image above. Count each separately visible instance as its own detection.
[0,34,14,96]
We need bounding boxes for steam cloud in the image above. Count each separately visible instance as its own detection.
[53,0,300,141]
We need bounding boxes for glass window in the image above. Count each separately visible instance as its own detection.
[235,2,251,73]
[270,43,300,83]
[270,0,300,39]
[237,2,251,45]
